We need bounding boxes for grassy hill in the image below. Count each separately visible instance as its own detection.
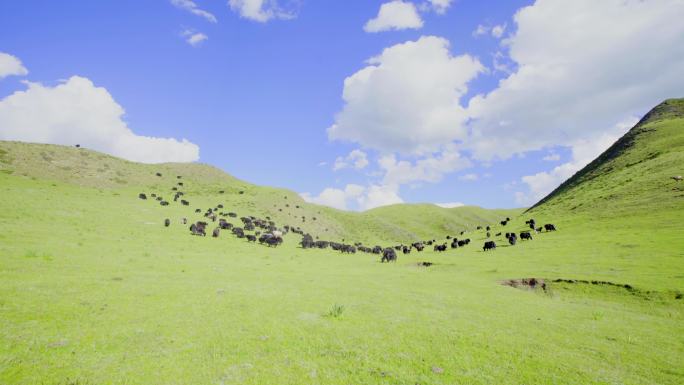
[529,98,684,216]
[0,100,683,384]
[0,140,519,244]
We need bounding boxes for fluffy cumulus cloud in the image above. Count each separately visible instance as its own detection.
[0,76,199,163]
[378,146,470,186]
[301,183,402,211]
[467,0,684,162]
[0,52,28,79]
[364,1,424,33]
[170,0,217,23]
[424,0,454,15]
[228,0,296,22]
[181,29,208,46]
[333,149,369,171]
[328,36,483,154]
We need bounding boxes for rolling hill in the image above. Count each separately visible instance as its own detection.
[0,100,682,385]
[529,98,684,216]
[0,140,519,244]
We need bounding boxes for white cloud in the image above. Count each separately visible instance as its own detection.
[333,149,369,171]
[515,117,638,205]
[228,0,296,22]
[0,52,28,79]
[181,29,208,46]
[491,23,506,38]
[0,76,199,163]
[542,153,560,162]
[458,173,478,181]
[378,146,471,186]
[301,183,401,211]
[364,1,423,33]
[171,0,217,23]
[467,0,684,161]
[328,36,484,155]
[435,202,464,208]
[425,0,454,15]
[472,24,489,37]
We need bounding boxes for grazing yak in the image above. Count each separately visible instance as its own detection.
[483,241,496,251]
[246,234,257,242]
[434,244,447,252]
[451,239,459,249]
[672,175,683,182]
[160,201,169,206]
[500,220,507,226]
[232,227,245,238]
[259,233,283,247]
[508,234,517,245]
[520,232,533,241]
[181,218,187,225]
[381,248,397,263]
[190,222,207,236]
[300,234,315,248]
[212,228,220,238]
[181,200,189,206]
[195,208,201,213]
[164,219,170,227]
[402,246,411,254]
[138,193,147,200]
[544,224,557,231]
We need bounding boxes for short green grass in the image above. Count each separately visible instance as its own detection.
[0,100,683,385]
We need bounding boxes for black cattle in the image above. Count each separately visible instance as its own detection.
[190,221,207,236]
[495,232,502,236]
[486,226,491,231]
[412,242,424,252]
[451,239,459,249]
[520,232,533,240]
[483,241,496,251]
[300,234,315,248]
[381,248,397,263]
[151,193,157,198]
[219,221,233,230]
[195,208,201,213]
[544,224,557,231]
[372,245,383,254]
[246,234,257,242]
[232,227,245,238]
[476,226,483,230]
[181,200,189,206]
[315,240,329,249]
[434,244,447,252]
[160,201,169,206]
[402,246,411,254]
[260,233,283,247]
[156,196,163,201]
[500,220,507,226]
[177,175,182,179]
[486,232,491,238]
[508,236,517,246]
[506,217,510,221]
[212,228,220,238]
[164,218,170,227]
[138,193,147,200]
[178,182,183,186]
[156,172,162,177]
[446,235,451,240]
[75,144,80,148]
[457,240,466,247]
[536,227,543,233]
[228,212,237,218]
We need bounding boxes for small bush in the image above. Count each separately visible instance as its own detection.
[326,303,345,318]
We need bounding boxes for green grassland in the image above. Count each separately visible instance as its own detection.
[0,100,683,384]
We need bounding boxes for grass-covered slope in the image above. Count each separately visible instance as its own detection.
[1,100,683,385]
[0,140,518,244]
[529,98,684,216]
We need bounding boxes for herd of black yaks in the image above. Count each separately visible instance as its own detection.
[139,172,558,262]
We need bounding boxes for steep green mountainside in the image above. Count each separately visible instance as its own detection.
[530,98,684,217]
[0,141,518,244]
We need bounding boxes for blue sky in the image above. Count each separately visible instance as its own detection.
[1,0,683,210]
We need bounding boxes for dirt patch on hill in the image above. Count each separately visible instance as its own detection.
[501,278,547,291]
